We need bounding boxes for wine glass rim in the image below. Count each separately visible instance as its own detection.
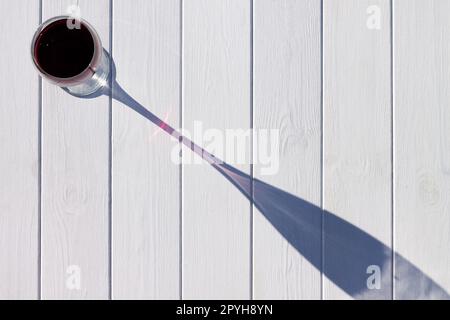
[30,15,103,85]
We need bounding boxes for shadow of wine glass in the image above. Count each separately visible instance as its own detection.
[65,50,449,300]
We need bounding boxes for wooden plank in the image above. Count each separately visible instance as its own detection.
[253,0,322,299]
[41,0,110,299]
[182,0,251,299]
[394,0,450,299]
[323,0,392,299]
[0,0,39,299]
[112,0,181,299]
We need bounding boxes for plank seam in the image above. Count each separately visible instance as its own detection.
[108,0,114,301]
[320,0,324,301]
[390,0,395,301]
[180,0,184,300]
[38,0,43,301]
[250,0,254,301]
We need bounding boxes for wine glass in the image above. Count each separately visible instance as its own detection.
[31,15,109,96]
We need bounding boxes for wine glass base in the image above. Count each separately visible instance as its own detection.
[64,49,110,97]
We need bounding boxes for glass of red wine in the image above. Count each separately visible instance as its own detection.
[31,15,109,96]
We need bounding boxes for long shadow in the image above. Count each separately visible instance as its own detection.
[70,51,449,299]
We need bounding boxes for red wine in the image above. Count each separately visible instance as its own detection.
[34,19,94,78]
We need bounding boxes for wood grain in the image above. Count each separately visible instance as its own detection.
[112,0,181,299]
[41,0,110,299]
[394,0,450,299]
[0,0,39,299]
[182,0,251,299]
[253,0,322,299]
[323,0,392,299]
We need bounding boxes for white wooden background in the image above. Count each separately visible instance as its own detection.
[0,0,449,300]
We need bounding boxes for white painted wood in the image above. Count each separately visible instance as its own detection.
[1,0,450,301]
[394,0,450,299]
[0,0,39,299]
[41,0,110,299]
[253,0,322,299]
[323,0,392,299]
[182,0,251,299]
[112,0,181,299]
